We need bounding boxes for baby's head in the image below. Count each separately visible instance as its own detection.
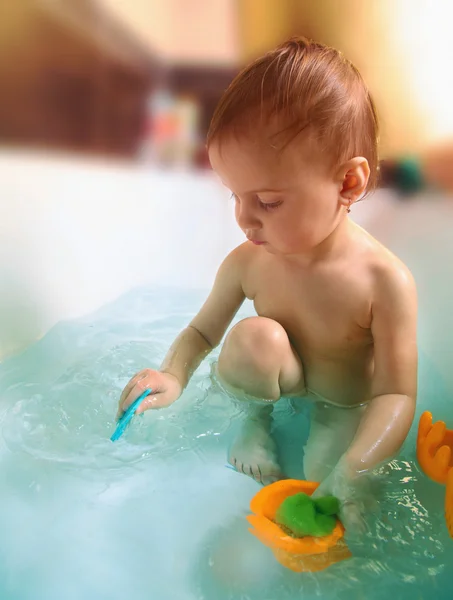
[207,37,379,255]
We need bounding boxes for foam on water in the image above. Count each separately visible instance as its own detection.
[0,287,452,600]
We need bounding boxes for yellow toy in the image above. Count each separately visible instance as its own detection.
[417,411,453,538]
[246,479,351,573]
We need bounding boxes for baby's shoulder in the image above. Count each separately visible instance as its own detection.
[219,241,260,282]
[358,230,415,300]
[224,240,262,268]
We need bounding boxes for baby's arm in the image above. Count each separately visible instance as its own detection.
[343,262,418,474]
[313,263,417,531]
[162,247,246,387]
[118,246,246,415]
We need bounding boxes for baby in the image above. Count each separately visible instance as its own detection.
[117,38,417,528]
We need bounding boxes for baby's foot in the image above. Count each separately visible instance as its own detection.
[228,418,283,485]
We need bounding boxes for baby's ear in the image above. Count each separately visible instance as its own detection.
[337,157,370,208]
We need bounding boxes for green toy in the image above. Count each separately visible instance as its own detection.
[275,492,340,538]
[395,157,424,194]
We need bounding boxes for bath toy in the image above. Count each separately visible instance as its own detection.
[395,157,424,194]
[110,389,151,442]
[417,411,453,539]
[446,469,453,538]
[247,479,351,572]
[276,492,339,538]
[417,411,453,484]
[380,157,424,195]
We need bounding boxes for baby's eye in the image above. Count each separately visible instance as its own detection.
[259,199,283,211]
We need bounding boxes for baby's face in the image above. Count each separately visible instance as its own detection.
[209,134,343,256]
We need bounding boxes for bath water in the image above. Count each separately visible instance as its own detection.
[0,287,451,600]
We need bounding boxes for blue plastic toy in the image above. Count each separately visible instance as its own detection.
[110,389,151,442]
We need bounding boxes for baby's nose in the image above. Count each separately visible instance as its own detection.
[236,204,261,230]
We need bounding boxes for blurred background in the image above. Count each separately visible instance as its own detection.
[2,0,453,171]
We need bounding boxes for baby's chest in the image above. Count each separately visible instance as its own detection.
[246,270,372,353]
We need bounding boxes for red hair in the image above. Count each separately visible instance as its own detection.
[207,37,379,193]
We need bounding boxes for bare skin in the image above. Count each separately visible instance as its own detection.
[118,133,418,529]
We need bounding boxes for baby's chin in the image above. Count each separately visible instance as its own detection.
[261,243,277,254]
[264,243,309,256]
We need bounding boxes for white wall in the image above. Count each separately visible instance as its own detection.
[0,149,243,359]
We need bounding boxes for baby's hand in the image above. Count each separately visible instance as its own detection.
[312,459,374,535]
[117,369,182,419]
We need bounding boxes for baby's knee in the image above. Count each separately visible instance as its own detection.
[223,317,289,364]
[217,318,289,400]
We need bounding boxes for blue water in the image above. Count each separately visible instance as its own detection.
[0,287,452,600]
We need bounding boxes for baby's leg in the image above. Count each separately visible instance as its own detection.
[303,403,366,483]
[217,317,305,485]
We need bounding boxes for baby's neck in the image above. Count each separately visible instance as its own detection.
[284,216,355,267]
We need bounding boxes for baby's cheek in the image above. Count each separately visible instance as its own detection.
[284,224,316,251]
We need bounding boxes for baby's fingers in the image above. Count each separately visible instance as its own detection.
[311,480,330,499]
[135,392,169,413]
[341,501,367,536]
[118,377,152,418]
[119,371,147,406]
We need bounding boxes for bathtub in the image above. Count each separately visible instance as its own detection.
[0,149,452,599]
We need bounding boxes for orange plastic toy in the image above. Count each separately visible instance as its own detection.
[417,411,453,484]
[246,479,351,572]
[446,469,453,538]
[417,411,453,539]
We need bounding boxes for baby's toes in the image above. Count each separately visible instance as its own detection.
[241,462,281,485]
[237,462,261,482]
[261,472,282,486]
[256,456,283,485]
[249,464,264,483]
[228,458,246,475]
